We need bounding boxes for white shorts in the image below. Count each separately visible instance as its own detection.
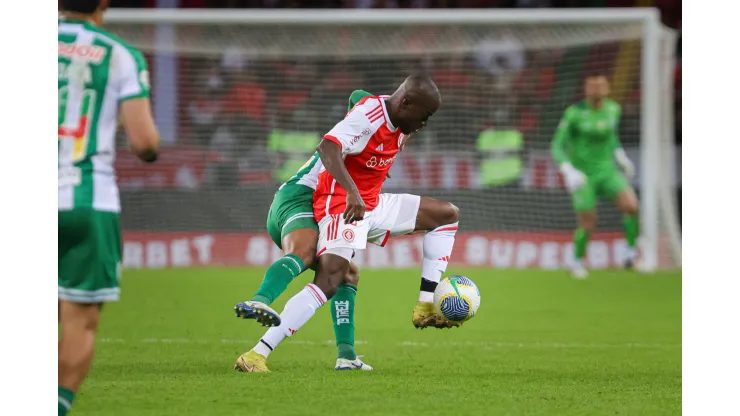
[317,193,420,260]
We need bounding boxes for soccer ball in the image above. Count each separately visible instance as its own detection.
[433,275,481,323]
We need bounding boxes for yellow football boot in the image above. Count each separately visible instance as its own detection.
[234,350,269,373]
[412,301,462,329]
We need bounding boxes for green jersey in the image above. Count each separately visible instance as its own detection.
[279,89,374,191]
[551,99,623,175]
[58,18,150,213]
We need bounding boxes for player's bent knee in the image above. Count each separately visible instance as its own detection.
[287,246,317,269]
[419,198,460,230]
[577,213,597,233]
[282,229,319,267]
[60,301,102,331]
[445,202,460,224]
[344,263,360,286]
[625,204,638,217]
[314,251,352,298]
[623,197,639,216]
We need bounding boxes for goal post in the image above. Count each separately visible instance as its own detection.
[103,8,680,271]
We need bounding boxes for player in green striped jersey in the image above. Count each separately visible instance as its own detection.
[58,1,159,414]
[551,74,640,279]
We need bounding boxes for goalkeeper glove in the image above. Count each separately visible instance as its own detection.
[614,148,636,179]
[559,162,587,192]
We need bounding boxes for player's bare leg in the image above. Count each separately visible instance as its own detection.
[333,262,372,371]
[572,211,597,279]
[58,301,101,416]
[235,252,347,373]
[613,187,640,270]
[412,197,461,329]
[235,228,318,327]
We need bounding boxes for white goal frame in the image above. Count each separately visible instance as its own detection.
[105,8,678,272]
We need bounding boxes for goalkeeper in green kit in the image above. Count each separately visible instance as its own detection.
[551,74,640,279]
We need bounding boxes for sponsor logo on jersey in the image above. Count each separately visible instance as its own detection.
[376,144,384,151]
[58,42,107,64]
[365,156,395,168]
[350,127,373,146]
[343,229,355,242]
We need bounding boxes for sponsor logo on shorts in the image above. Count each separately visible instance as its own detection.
[343,229,355,242]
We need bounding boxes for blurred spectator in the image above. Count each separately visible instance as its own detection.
[188,66,225,147]
[473,31,526,86]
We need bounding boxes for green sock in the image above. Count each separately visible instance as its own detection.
[251,254,306,305]
[623,215,639,248]
[332,283,357,360]
[58,386,75,416]
[574,227,590,261]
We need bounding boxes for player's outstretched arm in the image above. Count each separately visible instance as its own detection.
[317,140,365,223]
[121,98,160,163]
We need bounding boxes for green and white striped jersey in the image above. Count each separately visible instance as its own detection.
[279,152,324,191]
[58,18,150,212]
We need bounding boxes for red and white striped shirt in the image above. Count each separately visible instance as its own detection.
[313,96,403,223]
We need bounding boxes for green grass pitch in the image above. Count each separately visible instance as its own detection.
[77,268,681,416]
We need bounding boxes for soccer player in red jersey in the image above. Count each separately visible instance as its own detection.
[236,74,461,371]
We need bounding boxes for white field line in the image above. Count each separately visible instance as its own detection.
[98,338,680,349]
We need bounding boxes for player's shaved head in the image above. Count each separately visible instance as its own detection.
[398,74,442,107]
[388,74,441,135]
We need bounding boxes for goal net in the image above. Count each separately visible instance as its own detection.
[104,9,680,271]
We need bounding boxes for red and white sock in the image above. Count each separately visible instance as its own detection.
[419,222,458,303]
[253,283,327,358]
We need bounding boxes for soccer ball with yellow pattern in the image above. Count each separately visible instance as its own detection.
[433,276,480,323]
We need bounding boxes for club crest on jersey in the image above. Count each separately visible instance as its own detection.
[343,229,355,242]
[58,42,107,64]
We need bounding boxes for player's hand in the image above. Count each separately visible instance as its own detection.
[343,190,366,224]
[614,148,635,179]
[559,163,587,193]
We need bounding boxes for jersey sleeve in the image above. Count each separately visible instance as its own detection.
[323,106,376,156]
[116,45,151,102]
[551,106,576,165]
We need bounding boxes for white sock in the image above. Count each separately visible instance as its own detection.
[253,283,327,358]
[419,222,458,302]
